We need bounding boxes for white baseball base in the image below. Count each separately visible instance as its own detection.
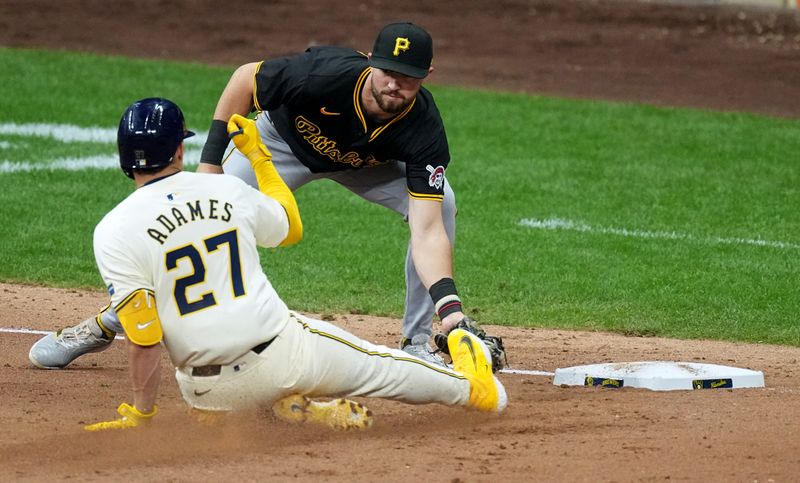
[552,361,765,391]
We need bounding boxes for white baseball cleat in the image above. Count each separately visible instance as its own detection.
[29,317,114,369]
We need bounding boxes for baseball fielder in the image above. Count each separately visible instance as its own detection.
[82,98,505,430]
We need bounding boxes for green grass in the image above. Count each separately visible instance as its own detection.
[0,48,226,127]
[1,47,799,345]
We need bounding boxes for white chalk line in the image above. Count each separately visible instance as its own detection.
[0,122,206,173]
[519,217,800,250]
[0,327,553,376]
[500,368,554,376]
[0,327,125,339]
[0,327,51,336]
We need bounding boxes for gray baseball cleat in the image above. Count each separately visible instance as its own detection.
[400,334,446,366]
[29,317,114,369]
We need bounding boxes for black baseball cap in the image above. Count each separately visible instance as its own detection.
[369,22,433,79]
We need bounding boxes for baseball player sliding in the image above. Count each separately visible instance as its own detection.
[81,98,506,431]
[29,22,506,371]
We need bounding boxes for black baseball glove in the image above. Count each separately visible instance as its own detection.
[433,316,507,373]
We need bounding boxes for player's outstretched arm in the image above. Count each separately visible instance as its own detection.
[228,114,302,246]
[408,197,508,371]
[198,62,261,173]
[129,341,162,414]
[84,289,164,431]
[407,196,462,324]
[84,342,161,431]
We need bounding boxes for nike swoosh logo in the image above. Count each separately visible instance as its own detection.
[194,388,212,396]
[319,107,340,116]
[137,320,155,330]
[459,335,477,369]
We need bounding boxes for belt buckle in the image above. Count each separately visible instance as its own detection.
[192,365,221,377]
[251,339,273,354]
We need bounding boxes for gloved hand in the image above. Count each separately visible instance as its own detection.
[84,403,157,431]
[434,316,508,373]
[227,114,272,160]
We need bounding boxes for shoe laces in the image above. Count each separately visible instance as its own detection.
[404,342,434,356]
[55,322,98,348]
[406,334,433,351]
[403,336,445,364]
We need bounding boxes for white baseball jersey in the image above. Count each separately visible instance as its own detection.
[94,171,291,367]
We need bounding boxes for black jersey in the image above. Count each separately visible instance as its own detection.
[253,46,450,200]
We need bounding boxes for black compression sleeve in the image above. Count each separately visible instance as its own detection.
[199,119,230,166]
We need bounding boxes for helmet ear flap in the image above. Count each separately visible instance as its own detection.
[117,98,194,177]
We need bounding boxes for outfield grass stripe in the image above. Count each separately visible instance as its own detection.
[0,122,117,143]
[519,217,800,250]
[0,155,117,172]
[0,122,207,146]
[0,122,206,173]
[0,152,202,173]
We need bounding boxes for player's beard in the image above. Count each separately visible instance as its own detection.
[370,83,412,114]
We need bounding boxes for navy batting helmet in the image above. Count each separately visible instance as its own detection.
[117,98,195,179]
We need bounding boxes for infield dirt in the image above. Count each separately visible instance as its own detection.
[1,1,799,481]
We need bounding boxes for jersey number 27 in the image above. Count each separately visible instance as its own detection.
[165,229,244,316]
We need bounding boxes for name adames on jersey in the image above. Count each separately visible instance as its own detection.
[147,198,234,245]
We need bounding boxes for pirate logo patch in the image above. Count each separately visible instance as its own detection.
[426,164,445,190]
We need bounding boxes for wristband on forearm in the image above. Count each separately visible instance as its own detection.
[199,119,230,166]
[429,277,462,319]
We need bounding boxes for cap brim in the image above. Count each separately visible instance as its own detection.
[184,130,196,139]
[369,58,429,79]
